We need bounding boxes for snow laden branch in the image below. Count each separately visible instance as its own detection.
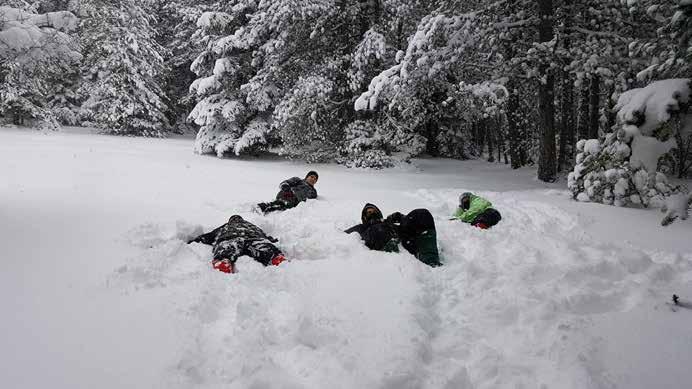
[568,79,691,219]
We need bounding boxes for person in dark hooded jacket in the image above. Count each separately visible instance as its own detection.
[257,171,319,214]
[345,204,442,267]
[344,204,400,252]
[188,215,287,274]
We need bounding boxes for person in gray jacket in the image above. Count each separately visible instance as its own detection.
[257,171,318,213]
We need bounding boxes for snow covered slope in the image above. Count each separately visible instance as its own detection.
[1,127,691,389]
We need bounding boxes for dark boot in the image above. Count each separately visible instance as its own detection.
[415,229,442,267]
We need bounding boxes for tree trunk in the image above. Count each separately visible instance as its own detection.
[425,120,439,157]
[487,121,495,162]
[605,83,616,132]
[589,74,600,139]
[558,0,574,172]
[475,120,485,156]
[507,84,522,169]
[577,82,590,141]
[497,115,505,163]
[359,0,381,36]
[558,71,574,172]
[675,117,692,178]
[537,0,556,182]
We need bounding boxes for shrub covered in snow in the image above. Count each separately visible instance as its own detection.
[339,120,394,169]
[568,79,690,208]
[568,135,679,206]
[0,5,81,128]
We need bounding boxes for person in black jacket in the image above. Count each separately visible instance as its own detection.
[345,204,442,267]
[345,204,400,252]
[257,171,319,214]
[188,215,287,274]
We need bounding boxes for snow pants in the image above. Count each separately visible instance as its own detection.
[257,190,302,214]
[471,208,502,228]
[399,209,442,267]
[257,198,298,214]
[212,236,282,266]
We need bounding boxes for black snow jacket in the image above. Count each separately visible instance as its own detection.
[189,215,275,246]
[346,206,441,267]
[187,215,282,265]
[345,204,399,252]
[276,177,317,202]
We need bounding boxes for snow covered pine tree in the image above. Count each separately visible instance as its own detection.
[568,79,690,209]
[79,0,170,136]
[0,5,80,128]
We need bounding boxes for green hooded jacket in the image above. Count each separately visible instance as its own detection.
[453,194,492,223]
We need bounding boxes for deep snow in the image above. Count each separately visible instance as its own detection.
[1,127,692,389]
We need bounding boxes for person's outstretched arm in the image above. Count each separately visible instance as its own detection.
[188,224,224,245]
[345,224,364,234]
[306,185,317,199]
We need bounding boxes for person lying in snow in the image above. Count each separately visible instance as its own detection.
[257,171,319,214]
[345,203,442,267]
[188,215,287,274]
[452,192,502,229]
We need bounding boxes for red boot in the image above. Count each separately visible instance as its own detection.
[270,254,287,266]
[212,259,235,274]
[473,222,489,229]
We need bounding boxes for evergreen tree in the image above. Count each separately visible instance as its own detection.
[79,0,170,136]
[0,4,80,128]
[155,0,215,133]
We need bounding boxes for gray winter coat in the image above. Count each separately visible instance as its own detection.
[276,177,317,202]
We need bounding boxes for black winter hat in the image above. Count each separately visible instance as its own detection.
[459,192,473,210]
[306,170,319,180]
[361,203,383,224]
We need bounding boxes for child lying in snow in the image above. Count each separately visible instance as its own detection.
[345,203,442,267]
[256,171,319,214]
[188,215,286,274]
[452,192,502,229]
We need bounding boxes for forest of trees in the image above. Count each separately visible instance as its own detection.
[1,0,691,184]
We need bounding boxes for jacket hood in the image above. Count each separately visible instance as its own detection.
[459,192,475,210]
[228,215,244,223]
[361,203,383,224]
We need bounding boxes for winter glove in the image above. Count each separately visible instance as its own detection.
[386,212,403,224]
[383,238,400,253]
[266,235,279,243]
[280,182,291,192]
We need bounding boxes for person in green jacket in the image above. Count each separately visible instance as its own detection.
[452,192,502,229]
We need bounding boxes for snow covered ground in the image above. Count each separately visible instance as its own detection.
[1,126,692,389]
